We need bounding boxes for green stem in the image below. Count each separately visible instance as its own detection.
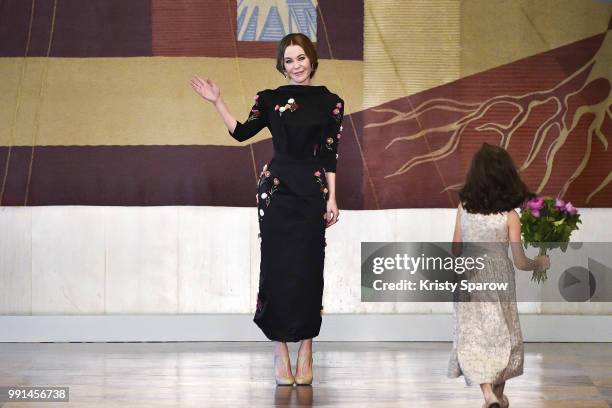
[532,246,548,283]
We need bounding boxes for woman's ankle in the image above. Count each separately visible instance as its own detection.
[298,339,313,355]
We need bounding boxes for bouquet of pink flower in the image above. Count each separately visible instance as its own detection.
[520,196,581,283]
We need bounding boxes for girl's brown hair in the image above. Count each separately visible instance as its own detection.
[459,143,532,214]
[276,33,318,79]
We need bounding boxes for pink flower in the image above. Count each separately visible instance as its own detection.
[337,133,342,139]
[274,104,280,111]
[531,209,541,218]
[314,170,321,177]
[253,94,259,100]
[565,202,577,215]
[333,108,340,115]
[555,198,566,211]
[336,102,342,108]
[527,197,544,211]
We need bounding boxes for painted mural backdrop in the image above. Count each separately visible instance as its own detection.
[0,0,610,209]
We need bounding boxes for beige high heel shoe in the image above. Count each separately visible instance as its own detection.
[294,352,313,385]
[274,355,295,386]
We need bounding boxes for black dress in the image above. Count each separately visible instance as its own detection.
[231,84,344,342]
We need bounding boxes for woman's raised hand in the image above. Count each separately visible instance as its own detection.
[191,76,220,103]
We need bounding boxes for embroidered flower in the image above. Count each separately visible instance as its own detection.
[278,98,298,116]
[314,169,328,199]
[258,168,279,210]
[246,108,260,122]
[336,102,342,108]
[332,105,342,123]
[337,133,342,139]
[253,94,259,101]
[274,104,280,111]
[324,136,335,151]
[259,209,264,216]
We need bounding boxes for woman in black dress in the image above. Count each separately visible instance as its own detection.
[191,33,343,386]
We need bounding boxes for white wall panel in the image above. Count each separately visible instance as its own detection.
[0,206,610,316]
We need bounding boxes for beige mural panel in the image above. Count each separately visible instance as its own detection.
[0,57,362,147]
[0,58,50,147]
[460,0,612,77]
[364,0,461,109]
[364,0,612,109]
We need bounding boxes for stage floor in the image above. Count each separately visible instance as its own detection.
[0,342,610,407]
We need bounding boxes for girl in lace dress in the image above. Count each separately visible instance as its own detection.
[448,143,550,408]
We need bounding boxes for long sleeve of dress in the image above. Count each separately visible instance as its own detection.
[230,92,268,142]
[320,97,344,173]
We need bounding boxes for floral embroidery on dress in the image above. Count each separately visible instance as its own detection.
[275,97,299,116]
[257,164,279,217]
[332,101,342,122]
[246,108,260,122]
[247,94,262,122]
[314,169,328,198]
[323,101,343,152]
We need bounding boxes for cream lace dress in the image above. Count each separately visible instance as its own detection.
[447,207,524,385]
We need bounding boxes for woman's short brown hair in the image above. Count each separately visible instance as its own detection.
[276,33,318,79]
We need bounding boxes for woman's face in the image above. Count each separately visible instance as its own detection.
[283,45,312,85]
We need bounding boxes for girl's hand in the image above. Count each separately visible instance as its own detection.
[191,76,220,104]
[535,255,550,271]
[325,199,339,228]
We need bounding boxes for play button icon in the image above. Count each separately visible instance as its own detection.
[559,266,596,302]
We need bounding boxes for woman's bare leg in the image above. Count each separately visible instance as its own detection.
[295,339,313,383]
[274,341,294,384]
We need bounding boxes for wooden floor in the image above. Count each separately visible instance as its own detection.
[0,342,610,407]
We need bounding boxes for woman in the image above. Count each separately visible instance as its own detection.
[191,33,343,386]
[448,143,550,407]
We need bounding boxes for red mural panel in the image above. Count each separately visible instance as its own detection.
[359,32,611,208]
[151,0,363,60]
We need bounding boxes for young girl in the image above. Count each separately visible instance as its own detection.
[448,143,550,408]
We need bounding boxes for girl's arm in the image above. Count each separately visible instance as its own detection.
[508,210,550,271]
[451,205,462,256]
